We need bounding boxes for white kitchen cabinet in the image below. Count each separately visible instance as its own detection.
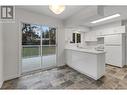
[104,34,126,67]
[98,26,125,36]
[104,34,122,45]
[84,32,90,41]
[85,26,125,42]
[96,30,102,36]
[95,26,126,38]
[113,26,125,34]
[100,28,114,35]
[91,31,97,41]
[85,31,97,41]
[105,46,123,67]
[65,48,105,80]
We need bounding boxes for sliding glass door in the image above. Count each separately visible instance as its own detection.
[22,23,56,73]
[41,26,56,69]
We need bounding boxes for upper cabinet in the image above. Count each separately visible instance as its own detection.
[84,26,126,42]
[84,31,97,41]
[113,26,125,34]
[104,34,122,45]
[97,26,125,36]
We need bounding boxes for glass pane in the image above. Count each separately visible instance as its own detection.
[42,26,56,68]
[72,33,75,43]
[42,26,49,38]
[42,46,56,56]
[22,24,57,73]
[22,23,41,45]
[77,33,81,43]
[49,28,56,45]
[42,40,49,45]
[22,45,40,58]
[22,23,41,73]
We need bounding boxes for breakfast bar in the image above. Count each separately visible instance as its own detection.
[65,47,106,80]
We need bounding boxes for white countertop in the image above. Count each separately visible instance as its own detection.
[65,47,105,54]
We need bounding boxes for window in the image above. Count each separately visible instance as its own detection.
[22,23,41,45]
[71,33,81,43]
[42,27,56,45]
[77,33,81,43]
[22,23,56,46]
[50,28,56,45]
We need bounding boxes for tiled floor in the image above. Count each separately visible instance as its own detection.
[1,65,127,89]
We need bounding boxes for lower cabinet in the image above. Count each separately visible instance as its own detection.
[65,49,105,80]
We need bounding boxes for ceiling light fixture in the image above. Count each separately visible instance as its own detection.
[49,5,65,14]
[91,14,120,24]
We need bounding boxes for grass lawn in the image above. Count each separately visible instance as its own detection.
[22,46,56,58]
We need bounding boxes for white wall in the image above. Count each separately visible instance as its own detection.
[121,20,127,65]
[0,23,3,87]
[2,7,65,80]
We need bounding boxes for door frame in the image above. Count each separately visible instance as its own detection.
[18,21,58,76]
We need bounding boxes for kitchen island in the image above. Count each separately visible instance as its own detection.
[65,47,106,80]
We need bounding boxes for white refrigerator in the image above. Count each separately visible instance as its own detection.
[104,34,126,67]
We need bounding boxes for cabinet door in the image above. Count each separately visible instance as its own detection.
[85,32,97,41]
[101,28,113,35]
[99,26,125,36]
[65,50,72,65]
[105,46,122,67]
[85,32,91,41]
[104,34,122,45]
[96,30,102,36]
[113,26,125,34]
[91,31,97,41]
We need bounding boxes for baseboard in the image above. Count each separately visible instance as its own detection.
[106,64,123,68]
[57,64,66,67]
[0,81,3,88]
[4,74,20,81]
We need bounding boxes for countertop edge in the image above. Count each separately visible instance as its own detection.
[65,48,106,54]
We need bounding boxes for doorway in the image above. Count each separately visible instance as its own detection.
[21,23,57,73]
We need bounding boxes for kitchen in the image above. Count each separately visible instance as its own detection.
[1,6,127,89]
[65,22,126,80]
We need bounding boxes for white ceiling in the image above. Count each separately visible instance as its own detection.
[84,6,127,27]
[18,6,127,27]
[18,6,86,20]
